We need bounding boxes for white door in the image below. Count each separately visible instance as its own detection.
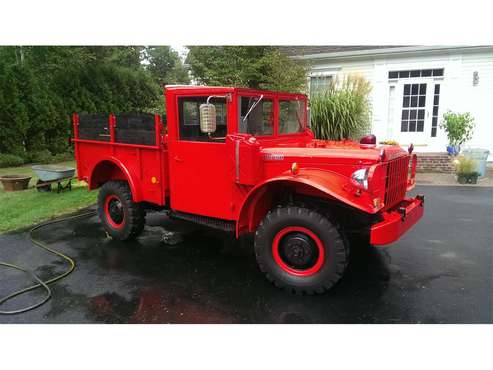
[393,78,437,147]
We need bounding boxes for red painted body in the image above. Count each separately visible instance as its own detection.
[73,86,423,246]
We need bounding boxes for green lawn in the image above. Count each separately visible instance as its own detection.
[0,161,97,234]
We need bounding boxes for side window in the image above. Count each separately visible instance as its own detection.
[178,97,227,142]
[238,97,273,136]
[279,100,304,134]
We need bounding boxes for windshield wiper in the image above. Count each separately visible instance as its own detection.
[242,94,264,124]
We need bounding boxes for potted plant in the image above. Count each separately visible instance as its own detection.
[0,175,32,191]
[440,111,475,156]
[454,155,480,184]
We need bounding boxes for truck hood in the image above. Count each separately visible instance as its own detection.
[261,140,407,165]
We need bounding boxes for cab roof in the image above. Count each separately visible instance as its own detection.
[164,85,306,99]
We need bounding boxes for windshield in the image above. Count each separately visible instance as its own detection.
[279,99,304,134]
[238,96,273,136]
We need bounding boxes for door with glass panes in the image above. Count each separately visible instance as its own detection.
[394,78,440,146]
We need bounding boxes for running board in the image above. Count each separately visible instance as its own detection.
[169,211,235,232]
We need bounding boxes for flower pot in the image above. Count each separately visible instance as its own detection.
[0,175,32,191]
[457,172,479,184]
[447,145,460,156]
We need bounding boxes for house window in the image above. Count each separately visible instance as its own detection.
[431,84,440,137]
[389,68,444,80]
[401,83,426,132]
[309,75,332,95]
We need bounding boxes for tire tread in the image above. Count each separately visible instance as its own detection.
[254,205,349,295]
[97,180,145,240]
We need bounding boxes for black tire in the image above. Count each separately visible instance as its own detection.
[254,206,349,294]
[97,180,146,241]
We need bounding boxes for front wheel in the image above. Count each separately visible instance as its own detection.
[254,206,349,294]
[97,181,146,240]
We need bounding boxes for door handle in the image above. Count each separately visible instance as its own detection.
[173,156,184,163]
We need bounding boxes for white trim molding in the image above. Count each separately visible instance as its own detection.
[291,46,493,61]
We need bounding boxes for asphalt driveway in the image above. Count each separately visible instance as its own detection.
[0,185,492,323]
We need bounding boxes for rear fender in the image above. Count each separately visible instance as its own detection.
[236,168,377,237]
[89,157,141,202]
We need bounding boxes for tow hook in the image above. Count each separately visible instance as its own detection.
[416,194,425,206]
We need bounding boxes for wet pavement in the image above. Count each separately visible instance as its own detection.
[0,185,492,323]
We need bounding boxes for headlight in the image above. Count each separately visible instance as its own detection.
[351,168,369,190]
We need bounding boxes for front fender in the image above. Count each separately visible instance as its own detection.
[286,168,378,213]
[236,168,379,237]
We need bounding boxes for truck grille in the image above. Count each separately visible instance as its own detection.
[384,155,410,209]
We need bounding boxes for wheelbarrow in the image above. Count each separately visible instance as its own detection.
[32,165,76,193]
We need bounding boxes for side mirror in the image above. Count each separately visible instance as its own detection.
[199,103,217,134]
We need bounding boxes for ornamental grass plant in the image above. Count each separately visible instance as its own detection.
[310,74,372,141]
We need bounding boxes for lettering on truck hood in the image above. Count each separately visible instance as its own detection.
[261,147,381,163]
[263,153,285,161]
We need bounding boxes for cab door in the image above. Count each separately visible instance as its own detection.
[167,95,234,220]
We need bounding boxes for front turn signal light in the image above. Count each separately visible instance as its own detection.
[291,162,299,175]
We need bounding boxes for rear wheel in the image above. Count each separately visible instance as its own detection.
[97,181,146,240]
[255,206,349,294]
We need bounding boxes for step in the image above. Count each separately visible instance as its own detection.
[416,152,455,173]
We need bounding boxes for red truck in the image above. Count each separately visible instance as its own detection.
[73,85,424,294]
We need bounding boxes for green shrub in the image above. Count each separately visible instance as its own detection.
[440,111,475,147]
[25,150,73,164]
[0,153,25,168]
[52,152,74,162]
[454,155,477,174]
[309,74,372,141]
[455,155,480,184]
[27,149,54,164]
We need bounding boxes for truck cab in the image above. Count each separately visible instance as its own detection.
[73,85,424,294]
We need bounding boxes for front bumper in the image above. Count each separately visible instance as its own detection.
[370,196,424,246]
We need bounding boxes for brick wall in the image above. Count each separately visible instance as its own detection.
[416,152,455,173]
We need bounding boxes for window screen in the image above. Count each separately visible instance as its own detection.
[310,75,332,96]
[178,97,227,142]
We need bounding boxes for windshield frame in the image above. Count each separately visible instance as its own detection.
[236,91,307,138]
[278,97,307,136]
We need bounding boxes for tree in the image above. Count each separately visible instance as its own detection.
[145,46,190,88]
[0,63,29,155]
[0,46,162,159]
[186,46,307,92]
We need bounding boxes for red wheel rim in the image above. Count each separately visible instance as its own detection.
[272,226,325,277]
[104,194,125,229]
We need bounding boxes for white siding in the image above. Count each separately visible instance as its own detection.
[307,48,493,161]
[458,52,493,160]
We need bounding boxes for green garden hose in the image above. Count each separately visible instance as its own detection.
[0,210,96,315]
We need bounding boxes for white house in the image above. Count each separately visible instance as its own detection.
[284,46,493,161]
